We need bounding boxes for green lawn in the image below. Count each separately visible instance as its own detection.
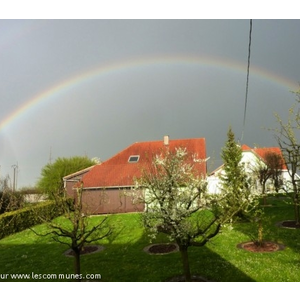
[0,196,299,282]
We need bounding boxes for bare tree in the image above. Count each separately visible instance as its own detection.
[265,152,284,193]
[252,151,283,203]
[31,184,112,280]
[273,90,300,225]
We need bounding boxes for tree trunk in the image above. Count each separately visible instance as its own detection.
[262,193,267,206]
[178,244,191,282]
[261,180,267,206]
[73,249,81,282]
[294,193,300,225]
[262,182,266,196]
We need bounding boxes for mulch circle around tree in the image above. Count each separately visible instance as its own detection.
[143,243,179,255]
[276,220,300,229]
[64,245,104,257]
[237,241,285,253]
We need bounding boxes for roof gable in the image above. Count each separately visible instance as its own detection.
[81,138,206,188]
[63,165,97,181]
[241,144,252,151]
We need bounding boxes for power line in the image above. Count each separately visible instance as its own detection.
[241,19,253,142]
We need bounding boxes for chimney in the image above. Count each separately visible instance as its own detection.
[163,135,169,146]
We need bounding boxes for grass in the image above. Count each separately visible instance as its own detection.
[0,195,300,282]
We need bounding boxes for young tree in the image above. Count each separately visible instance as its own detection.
[273,91,300,225]
[31,185,112,280]
[131,147,244,281]
[265,152,284,193]
[37,156,96,199]
[252,151,283,201]
[219,126,254,220]
[253,158,272,195]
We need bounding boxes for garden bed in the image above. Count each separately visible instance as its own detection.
[237,241,285,253]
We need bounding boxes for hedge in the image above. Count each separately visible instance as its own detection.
[0,191,24,214]
[0,200,63,239]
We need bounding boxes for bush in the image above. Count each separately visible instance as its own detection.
[0,200,63,239]
[0,191,24,214]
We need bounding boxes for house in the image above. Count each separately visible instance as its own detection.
[207,144,290,194]
[68,136,207,214]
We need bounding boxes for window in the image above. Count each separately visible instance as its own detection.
[128,155,140,163]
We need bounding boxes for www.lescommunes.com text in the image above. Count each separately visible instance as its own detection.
[1,272,101,280]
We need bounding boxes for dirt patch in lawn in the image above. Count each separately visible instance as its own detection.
[144,243,211,281]
[276,220,300,229]
[237,241,285,253]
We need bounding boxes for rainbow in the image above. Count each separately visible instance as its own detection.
[0,54,298,133]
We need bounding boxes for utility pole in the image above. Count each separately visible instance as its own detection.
[11,164,18,192]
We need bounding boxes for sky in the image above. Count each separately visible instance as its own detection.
[1,16,300,189]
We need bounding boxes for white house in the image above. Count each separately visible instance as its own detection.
[207,144,294,194]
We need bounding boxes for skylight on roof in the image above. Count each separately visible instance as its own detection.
[128,155,140,163]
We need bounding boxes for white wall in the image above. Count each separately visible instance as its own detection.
[24,194,47,203]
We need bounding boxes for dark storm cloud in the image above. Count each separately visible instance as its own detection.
[0,19,299,187]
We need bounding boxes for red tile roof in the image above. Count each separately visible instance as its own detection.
[81,138,206,188]
[210,144,287,175]
[241,144,252,151]
[242,144,287,170]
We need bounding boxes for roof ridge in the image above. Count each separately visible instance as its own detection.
[101,142,138,164]
[101,137,206,163]
[63,165,97,179]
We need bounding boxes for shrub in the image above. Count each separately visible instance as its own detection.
[0,200,63,239]
[0,191,24,214]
